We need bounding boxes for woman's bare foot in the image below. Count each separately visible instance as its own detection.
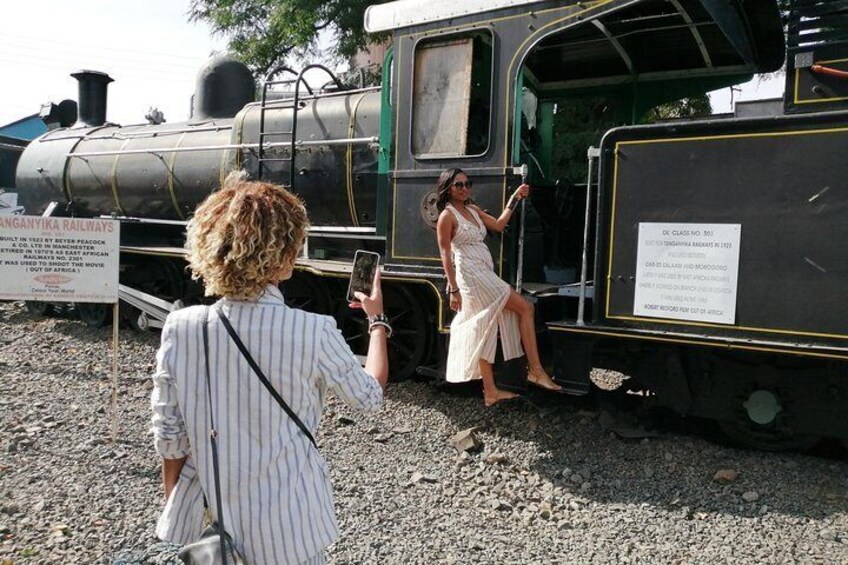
[484,388,520,407]
[527,366,564,392]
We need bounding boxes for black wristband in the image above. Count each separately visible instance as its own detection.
[507,198,519,211]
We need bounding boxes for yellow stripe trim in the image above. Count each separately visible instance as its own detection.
[109,139,130,215]
[549,326,848,361]
[614,126,848,146]
[168,133,187,220]
[607,314,848,341]
[346,94,368,226]
[605,145,620,316]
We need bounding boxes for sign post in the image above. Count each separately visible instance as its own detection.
[0,215,121,440]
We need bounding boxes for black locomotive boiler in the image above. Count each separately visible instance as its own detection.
[12,0,848,451]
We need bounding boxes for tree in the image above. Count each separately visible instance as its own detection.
[189,0,391,78]
[644,95,713,123]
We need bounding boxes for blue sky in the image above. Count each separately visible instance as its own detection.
[1,0,786,127]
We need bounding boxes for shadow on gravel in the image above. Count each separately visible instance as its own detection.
[396,378,848,521]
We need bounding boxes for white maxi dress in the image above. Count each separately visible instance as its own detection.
[445,203,523,382]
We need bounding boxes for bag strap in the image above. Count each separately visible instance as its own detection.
[202,306,229,565]
[212,305,318,448]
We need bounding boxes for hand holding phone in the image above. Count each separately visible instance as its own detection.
[347,250,381,303]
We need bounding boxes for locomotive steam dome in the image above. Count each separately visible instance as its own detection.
[191,55,255,121]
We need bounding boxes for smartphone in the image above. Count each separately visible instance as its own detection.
[347,250,380,302]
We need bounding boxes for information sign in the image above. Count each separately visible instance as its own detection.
[0,215,120,303]
[633,223,741,325]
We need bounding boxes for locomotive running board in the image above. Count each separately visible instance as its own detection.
[118,284,174,330]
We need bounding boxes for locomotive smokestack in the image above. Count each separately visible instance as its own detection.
[71,70,114,128]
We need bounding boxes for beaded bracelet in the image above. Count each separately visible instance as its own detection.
[368,320,393,338]
[367,313,393,338]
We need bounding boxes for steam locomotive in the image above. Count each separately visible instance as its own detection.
[12,0,848,451]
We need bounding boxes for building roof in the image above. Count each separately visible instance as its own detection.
[0,114,47,142]
[364,0,545,33]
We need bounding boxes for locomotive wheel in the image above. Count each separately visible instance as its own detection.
[339,283,430,382]
[77,303,111,328]
[25,301,56,317]
[122,258,185,330]
[128,258,184,301]
[280,272,333,315]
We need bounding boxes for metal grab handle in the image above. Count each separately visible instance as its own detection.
[577,147,600,326]
[515,163,529,293]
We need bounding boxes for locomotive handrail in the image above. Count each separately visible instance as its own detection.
[812,65,848,80]
[37,124,234,143]
[66,136,380,158]
[259,65,311,179]
[287,64,348,187]
[255,85,381,108]
[577,146,601,326]
[262,65,313,95]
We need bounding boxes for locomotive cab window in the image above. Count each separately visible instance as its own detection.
[411,31,493,158]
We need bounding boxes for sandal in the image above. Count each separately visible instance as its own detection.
[527,367,565,393]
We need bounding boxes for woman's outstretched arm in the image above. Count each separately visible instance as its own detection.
[472,184,530,233]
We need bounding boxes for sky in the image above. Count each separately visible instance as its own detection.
[0,0,227,127]
[1,1,787,128]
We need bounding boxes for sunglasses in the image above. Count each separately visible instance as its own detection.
[451,180,473,190]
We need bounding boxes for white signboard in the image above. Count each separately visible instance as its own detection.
[0,215,120,303]
[633,223,741,325]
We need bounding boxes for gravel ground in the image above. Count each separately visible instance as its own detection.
[1,299,848,564]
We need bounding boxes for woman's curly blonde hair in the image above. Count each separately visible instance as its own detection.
[186,173,309,299]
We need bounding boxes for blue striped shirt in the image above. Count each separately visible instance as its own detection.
[151,285,383,563]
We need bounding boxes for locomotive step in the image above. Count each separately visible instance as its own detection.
[520,281,594,298]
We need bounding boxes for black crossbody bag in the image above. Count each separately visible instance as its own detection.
[178,305,317,565]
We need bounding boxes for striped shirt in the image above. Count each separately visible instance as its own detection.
[151,285,383,564]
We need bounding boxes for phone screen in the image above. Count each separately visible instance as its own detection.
[347,251,380,302]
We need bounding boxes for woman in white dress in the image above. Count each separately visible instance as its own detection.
[435,168,563,405]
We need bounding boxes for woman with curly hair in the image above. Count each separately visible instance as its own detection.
[435,168,562,406]
[151,174,388,564]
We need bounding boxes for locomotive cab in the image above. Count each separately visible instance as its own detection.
[370,0,784,374]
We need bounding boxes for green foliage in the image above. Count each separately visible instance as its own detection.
[189,0,391,78]
[551,97,619,184]
[642,95,713,124]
